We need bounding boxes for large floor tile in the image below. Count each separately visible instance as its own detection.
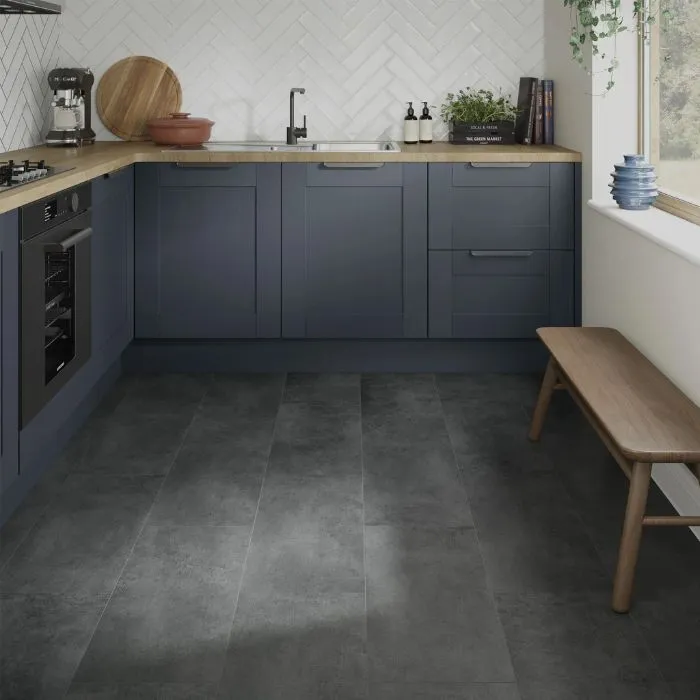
[363,437,473,527]
[365,525,515,684]
[468,470,609,599]
[0,475,162,600]
[122,374,208,415]
[362,374,473,527]
[219,594,367,700]
[269,401,362,477]
[284,373,360,407]
[517,678,673,700]
[201,374,285,415]
[361,374,445,441]
[241,529,365,602]
[630,598,700,682]
[73,525,249,686]
[71,410,195,477]
[436,374,540,404]
[222,504,367,700]
[495,591,662,685]
[370,683,521,699]
[148,411,276,526]
[66,683,219,699]
[253,472,363,540]
[0,595,105,700]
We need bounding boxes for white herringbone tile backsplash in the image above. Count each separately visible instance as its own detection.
[0,15,60,152]
[61,0,544,143]
[1,0,545,149]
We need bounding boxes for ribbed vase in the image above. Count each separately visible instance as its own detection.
[610,154,658,211]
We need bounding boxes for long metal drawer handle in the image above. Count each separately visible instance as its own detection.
[469,250,534,258]
[469,162,532,168]
[322,163,385,169]
[175,163,234,169]
[54,227,93,252]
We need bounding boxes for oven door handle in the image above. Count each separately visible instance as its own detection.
[48,226,93,252]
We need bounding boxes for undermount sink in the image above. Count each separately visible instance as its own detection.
[164,141,400,153]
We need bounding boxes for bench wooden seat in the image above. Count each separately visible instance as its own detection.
[529,327,700,613]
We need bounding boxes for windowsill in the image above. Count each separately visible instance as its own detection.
[588,200,700,268]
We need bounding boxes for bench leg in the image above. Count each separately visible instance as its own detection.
[528,356,558,442]
[689,463,700,484]
[612,462,652,614]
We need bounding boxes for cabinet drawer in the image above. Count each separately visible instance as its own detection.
[305,162,404,187]
[429,250,574,339]
[446,186,549,250]
[452,162,549,187]
[156,163,258,187]
[429,164,575,251]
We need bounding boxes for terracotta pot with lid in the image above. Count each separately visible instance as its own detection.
[147,112,215,146]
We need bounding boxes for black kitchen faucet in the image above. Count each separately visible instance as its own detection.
[287,88,308,145]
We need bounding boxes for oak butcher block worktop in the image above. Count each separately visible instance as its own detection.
[0,141,581,214]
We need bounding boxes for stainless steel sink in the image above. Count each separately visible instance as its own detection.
[164,141,400,153]
[309,141,400,152]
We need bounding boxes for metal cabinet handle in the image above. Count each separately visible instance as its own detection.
[469,250,534,258]
[468,162,532,168]
[322,163,385,169]
[175,163,234,169]
[49,227,93,252]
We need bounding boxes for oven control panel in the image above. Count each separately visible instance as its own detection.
[20,182,92,242]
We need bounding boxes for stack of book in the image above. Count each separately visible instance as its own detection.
[515,77,554,146]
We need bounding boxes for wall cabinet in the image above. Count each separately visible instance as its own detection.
[0,209,19,498]
[282,163,427,338]
[135,163,281,339]
[428,163,576,339]
[92,167,134,358]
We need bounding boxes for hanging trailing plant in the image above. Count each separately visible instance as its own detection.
[563,0,673,90]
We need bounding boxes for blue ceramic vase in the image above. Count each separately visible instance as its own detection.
[610,154,658,211]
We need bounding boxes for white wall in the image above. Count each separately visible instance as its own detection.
[0,15,60,152]
[59,0,544,143]
[545,0,700,536]
[584,211,700,536]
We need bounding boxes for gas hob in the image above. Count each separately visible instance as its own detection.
[0,160,74,191]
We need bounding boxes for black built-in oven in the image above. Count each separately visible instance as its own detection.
[20,183,92,428]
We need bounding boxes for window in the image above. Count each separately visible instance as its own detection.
[640,0,700,226]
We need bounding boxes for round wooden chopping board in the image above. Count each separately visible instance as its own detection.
[97,56,182,141]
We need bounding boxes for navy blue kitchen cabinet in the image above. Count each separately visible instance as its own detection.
[92,166,134,360]
[134,163,282,339]
[0,209,19,500]
[282,163,428,338]
[428,163,576,339]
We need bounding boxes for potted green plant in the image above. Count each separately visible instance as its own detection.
[440,88,518,145]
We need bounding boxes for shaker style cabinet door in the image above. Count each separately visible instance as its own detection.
[0,209,19,499]
[92,167,134,359]
[282,163,428,339]
[134,163,281,339]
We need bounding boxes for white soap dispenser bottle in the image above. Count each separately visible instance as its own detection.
[419,102,433,143]
[404,102,419,145]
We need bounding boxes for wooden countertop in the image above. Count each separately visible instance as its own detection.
[0,141,582,214]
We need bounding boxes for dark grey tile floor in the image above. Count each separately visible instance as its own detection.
[1,373,700,700]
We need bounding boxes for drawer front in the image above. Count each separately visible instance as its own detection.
[447,187,549,250]
[452,162,549,187]
[157,162,258,187]
[429,250,574,339]
[305,162,404,187]
[429,163,574,251]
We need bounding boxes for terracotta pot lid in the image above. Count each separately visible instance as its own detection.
[147,112,214,128]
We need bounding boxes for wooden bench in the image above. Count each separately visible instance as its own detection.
[529,327,700,613]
